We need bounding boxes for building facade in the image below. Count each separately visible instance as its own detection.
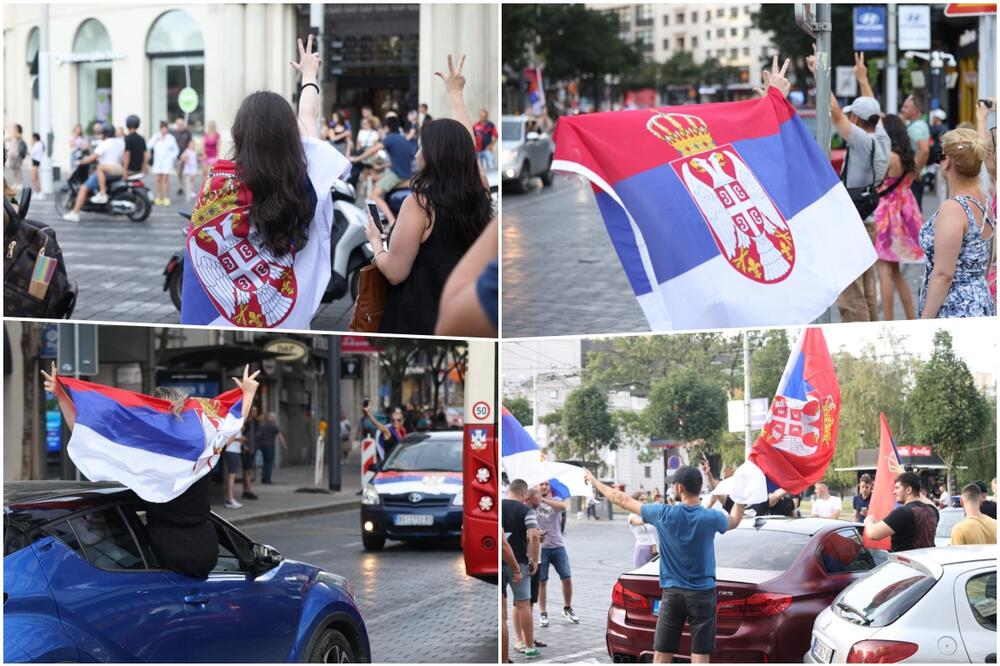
[5,3,498,172]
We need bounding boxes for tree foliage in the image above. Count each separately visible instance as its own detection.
[504,395,533,427]
[751,4,856,89]
[643,369,727,448]
[908,331,989,489]
[562,385,616,461]
[373,338,465,409]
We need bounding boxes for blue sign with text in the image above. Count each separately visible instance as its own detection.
[854,6,887,51]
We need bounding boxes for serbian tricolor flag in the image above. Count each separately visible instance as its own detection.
[501,407,588,497]
[864,414,903,549]
[524,67,546,116]
[58,377,246,503]
[181,137,350,330]
[708,328,841,505]
[553,88,876,331]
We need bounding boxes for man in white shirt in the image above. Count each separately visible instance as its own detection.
[62,123,126,222]
[811,482,843,519]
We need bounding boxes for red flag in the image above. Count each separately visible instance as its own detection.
[863,413,903,550]
[747,328,841,495]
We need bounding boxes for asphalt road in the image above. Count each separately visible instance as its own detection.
[245,509,498,663]
[502,176,929,338]
[507,508,630,664]
[20,174,353,329]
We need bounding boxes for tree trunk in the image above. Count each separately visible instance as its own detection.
[20,324,40,480]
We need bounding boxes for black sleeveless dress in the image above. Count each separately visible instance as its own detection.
[379,202,475,334]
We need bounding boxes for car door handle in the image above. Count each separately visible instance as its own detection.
[183,594,209,606]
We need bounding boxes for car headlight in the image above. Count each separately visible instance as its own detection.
[452,491,464,506]
[317,571,356,600]
[361,483,380,505]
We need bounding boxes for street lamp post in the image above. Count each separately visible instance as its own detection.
[327,336,341,492]
[814,4,833,161]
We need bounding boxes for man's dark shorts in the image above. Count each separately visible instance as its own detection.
[653,587,717,655]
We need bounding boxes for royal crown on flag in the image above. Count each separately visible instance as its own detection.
[646,112,717,156]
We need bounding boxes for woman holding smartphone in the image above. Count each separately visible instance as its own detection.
[363,54,493,335]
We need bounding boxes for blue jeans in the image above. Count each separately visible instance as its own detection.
[260,445,275,483]
[478,149,495,170]
[539,546,572,582]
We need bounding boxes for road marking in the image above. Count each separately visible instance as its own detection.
[340,541,362,548]
[302,549,328,556]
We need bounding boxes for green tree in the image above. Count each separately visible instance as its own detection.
[908,330,989,492]
[748,329,790,399]
[374,338,464,408]
[562,385,615,462]
[751,4,855,91]
[540,408,571,461]
[955,397,997,487]
[504,395,533,426]
[643,369,727,448]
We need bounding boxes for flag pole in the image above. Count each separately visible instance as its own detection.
[743,333,752,460]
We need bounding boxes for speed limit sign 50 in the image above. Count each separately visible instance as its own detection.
[472,401,491,421]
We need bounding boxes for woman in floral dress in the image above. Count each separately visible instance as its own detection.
[874,115,925,320]
[919,128,996,318]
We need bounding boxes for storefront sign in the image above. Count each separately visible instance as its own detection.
[727,398,770,432]
[836,66,859,97]
[178,87,199,113]
[154,370,222,398]
[54,51,127,64]
[898,445,932,457]
[40,323,59,358]
[342,336,382,354]
[898,5,931,50]
[854,6,887,51]
[263,338,310,363]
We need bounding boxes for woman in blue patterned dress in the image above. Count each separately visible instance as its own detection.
[919,128,995,318]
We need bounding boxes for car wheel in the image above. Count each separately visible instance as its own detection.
[361,532,385,551]
[308,627,355,663]
[515,162,530,193]
[539,158,554,187]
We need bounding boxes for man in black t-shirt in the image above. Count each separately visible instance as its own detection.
[864,472,939,552]
[123,115,147,179]
[976,481,997,520]
[502,479,541,658]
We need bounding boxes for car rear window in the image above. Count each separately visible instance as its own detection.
[935,511,964,539]
[714,528,810,571]
[502,121,522,141]
[834,560,935,628]
[382,438,463,473]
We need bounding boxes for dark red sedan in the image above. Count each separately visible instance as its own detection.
[606,517,888,663]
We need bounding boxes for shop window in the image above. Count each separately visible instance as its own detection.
[146,10,206,133]
[73,19,113,130]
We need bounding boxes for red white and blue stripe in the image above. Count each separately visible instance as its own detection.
[58,377,245,503]
[501,407,589,497]
[373,471,462,496]
[553,89,876,331]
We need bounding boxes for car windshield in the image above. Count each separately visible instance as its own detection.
[382,438,462,473]
[935,511,965,539]
[714,527,811,571]
[502,121,522,141]
[834,560,936,627]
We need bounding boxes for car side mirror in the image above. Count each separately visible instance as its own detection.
[526,132,541,141]
[251,543,283,575]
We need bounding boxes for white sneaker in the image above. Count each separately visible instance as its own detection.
[61,211,80,222]
[90,192,109,204]
[34,192,46,201]
[224,499,243,509]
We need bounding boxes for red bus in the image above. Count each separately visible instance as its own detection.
[462,340,498,582]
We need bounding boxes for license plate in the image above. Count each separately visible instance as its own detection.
[811,636,833,663]
[652,598,660,616]
[393,513,433,526]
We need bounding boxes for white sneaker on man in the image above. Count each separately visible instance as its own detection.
[90,192,109,204]
[224,499,243,509]
[61,211,80,222]
[34,192,46,201]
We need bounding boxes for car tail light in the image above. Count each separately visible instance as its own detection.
[846,640,919,663]
[610,581,650,611]
[717,592,792,617]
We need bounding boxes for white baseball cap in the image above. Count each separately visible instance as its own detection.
[930,109,947,121]
[843,96,881,121]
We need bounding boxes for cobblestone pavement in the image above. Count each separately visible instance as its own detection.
[20,175,352,329]
[502,176,932,338]
[507,510,633,664]
[253,509,498,663]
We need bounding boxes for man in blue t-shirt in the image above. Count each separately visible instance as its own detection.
[584,466,745,662]
[350,114,418,225]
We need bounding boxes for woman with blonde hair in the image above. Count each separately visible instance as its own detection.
[918,128,995,318]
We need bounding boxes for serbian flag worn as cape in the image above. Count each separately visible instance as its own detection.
[501,407,589,498]
[864,414,903,549]
[181,136,351,330]
[553,89,876,331]
[708,328,841,506]
[58,377,246,503]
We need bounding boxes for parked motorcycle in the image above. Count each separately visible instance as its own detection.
[54,153,152,222]
[162,180,373,312]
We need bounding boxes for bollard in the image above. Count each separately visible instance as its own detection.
[361,436,377,487]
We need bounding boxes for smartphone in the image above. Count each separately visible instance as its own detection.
[365,200,384,233]
[362,397,370,409]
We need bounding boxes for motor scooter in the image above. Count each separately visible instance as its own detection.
[55,152,152,222]
[162,182,373,311]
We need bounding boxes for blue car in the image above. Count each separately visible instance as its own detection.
[3,481,370,663]
[360,432,464,551]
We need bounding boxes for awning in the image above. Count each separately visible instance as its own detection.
[161,345,285,369]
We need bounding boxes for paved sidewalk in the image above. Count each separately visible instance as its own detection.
[210,460,362,528]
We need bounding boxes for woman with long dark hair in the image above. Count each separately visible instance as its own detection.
[181,34,350,329]
[874,114,925,320]
[364,55,493,334]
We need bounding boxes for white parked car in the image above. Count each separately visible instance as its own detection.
[806,545,996,663]
[935,507,967,547]
[501,115,554,193]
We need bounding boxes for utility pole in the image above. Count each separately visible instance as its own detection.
[814,4,833,160]
[39,5,54,195]
[743,334,752,460]
[531,340,539,433]
[886,4,899,113]
[981,15,996,100]
[327,336,341,491]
